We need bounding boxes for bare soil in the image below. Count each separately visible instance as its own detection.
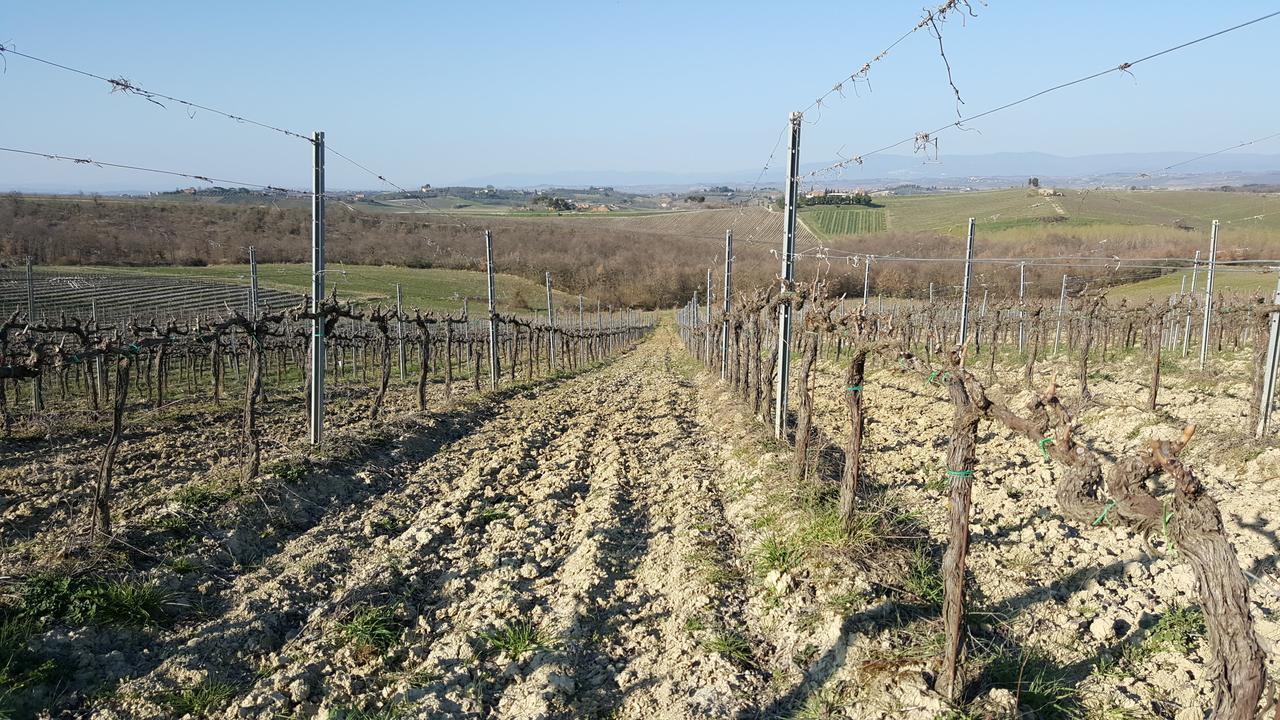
[3,328,1277,719]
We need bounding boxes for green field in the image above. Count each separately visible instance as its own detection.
[876,188,1280,236]
[68,264,585,314]
[799,206,887,238]
[1103,267,1276,301]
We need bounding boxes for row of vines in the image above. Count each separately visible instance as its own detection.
[1,294,652,545]
[677,283,1277,718]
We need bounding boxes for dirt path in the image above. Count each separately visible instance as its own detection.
[98,329,772,720]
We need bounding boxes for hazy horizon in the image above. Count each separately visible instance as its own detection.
[3,1,1279,192]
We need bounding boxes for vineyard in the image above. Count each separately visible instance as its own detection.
[2,256,1279,718]
[4,2,1280,718]
[801,206,889,238]
[675,283,1280,718]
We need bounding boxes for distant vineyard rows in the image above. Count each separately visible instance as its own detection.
[802,207,887,237]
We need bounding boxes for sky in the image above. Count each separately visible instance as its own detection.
[1,1,1278,192]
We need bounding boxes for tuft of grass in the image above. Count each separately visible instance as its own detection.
[151,513,193,534]
[19,573,170,628]
[755,536,803,576]
[173,481,239,512]
[153,681,238,717]
[788,682,847,719]
[686,547,740,587]
[703,629,754,666]
[902,547,944,607]
[474,504,508,526]
[826,590,865,617]
[166,557,198,575]
[336,604,402,656]
[0,614,56,717]
[478,619,549,659]
[265,459,309,483]
[981,648,1078,720]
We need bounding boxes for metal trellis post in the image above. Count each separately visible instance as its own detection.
[1258,272,1280,437]
[25,256,35,319]
[309,130,326,445]
[396,283,406,382]
[957,218,975,347]
[721,229,733,380]
[485,231,499,389]
[545,271,556,370]
[774,111,801,440]
[1198,221,1219,370]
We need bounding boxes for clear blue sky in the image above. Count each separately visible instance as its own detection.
[1,1,1277,191]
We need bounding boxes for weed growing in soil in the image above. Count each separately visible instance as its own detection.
[685,547,739,587]
[788,681,847,719]
[173,481,240,512]
[826,590,866,616]
[166,557,198,575]
[336,604,402,656]
[755,536,803,576]
[152,680,238,717]
[474,504,508,526]
[702,629,753,666]
[1145,605,1204,655]
[1096,605,1205,677]
[19,573,170,628]
[0,615,56,718]
[265,458,309,483]
[903,547,944,607]
[478,619,549,659]
[979,648,1078,720]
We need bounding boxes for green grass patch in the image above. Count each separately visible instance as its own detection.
[173,481,241,512]
[18,573,170,628]
[153,680,238,717]
[264,459,309,483]
[702,629,754,666]
[754,536,803,576]
[0,615,56,718]
[336,604,402,657]
[902,547,944,607]
[801,206,887,237]
[477,618,549,659]
[979,648,1078,720]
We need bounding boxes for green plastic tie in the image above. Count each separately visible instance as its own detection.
[847,385,863,392]
[1092,499,1118,526]
[927,369,940,385]
[1038,437,1054,460]
[946,469,974,477]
